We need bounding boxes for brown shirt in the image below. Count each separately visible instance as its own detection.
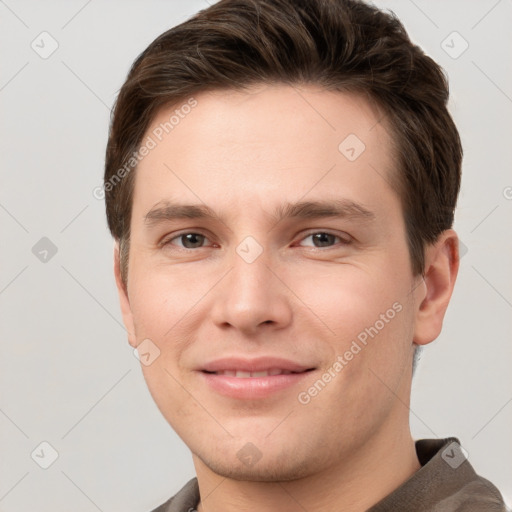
[151,437,507,512]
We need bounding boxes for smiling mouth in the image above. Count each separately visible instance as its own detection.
[202,369,314,378]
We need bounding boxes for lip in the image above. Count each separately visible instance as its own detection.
[201,356,313,373]
[199,356,315,399]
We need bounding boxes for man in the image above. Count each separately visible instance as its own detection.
[103,0,507,510]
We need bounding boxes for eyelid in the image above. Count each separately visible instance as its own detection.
[159,229,352,249]
[295,230,353,247]
[159,230,215,248]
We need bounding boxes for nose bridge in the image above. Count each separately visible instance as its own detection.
[229,242,275,310]
[231,247,270,298]
[210,238,292,332]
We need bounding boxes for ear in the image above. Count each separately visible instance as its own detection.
[113,240,137,348]
[413,229,460,346]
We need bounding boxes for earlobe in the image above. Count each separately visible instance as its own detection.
[413,229,460,346]
[113,240,137,347]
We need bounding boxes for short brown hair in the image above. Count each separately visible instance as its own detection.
[104,0,462,285]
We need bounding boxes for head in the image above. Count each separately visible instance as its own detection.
[104,0,461,482]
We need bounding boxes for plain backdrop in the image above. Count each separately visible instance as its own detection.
[1,1,511,510]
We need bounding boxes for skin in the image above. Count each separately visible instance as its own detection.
[114,84,459,512]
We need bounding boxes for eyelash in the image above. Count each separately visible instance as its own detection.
[160,230,352,250]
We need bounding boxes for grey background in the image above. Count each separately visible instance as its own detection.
[1,0,511,510]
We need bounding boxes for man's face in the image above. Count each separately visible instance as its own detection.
[117,84,425,480]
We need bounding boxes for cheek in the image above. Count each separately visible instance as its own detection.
[129,270,200,428]
[289,263,407,339]
[289,262,415,398]
[127,262,208,341]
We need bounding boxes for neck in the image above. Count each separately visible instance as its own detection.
[194,424,420,512]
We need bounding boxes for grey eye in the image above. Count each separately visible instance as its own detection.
[178,233,207,248]
[301,232,340,247]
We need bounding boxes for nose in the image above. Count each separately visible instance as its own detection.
[209,247,293,336]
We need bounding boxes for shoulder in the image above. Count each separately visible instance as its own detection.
[150,478,200,512]
[370,437,508,511]
[431,475,508,511]
[419,438,507,511]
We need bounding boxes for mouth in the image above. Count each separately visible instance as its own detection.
[199,357,316,399]
[202,368,312,378]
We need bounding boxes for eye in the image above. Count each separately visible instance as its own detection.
[298,232,350,248]
[164,232,211,249]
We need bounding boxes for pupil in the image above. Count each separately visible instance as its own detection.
[313,233,334,247]
[183,233,204,248]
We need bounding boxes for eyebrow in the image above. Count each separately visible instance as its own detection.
[144,199,376,228]
[273,199,376,223]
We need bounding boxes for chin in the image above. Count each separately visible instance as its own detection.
[193,438,327,482]
[198,454,316,482]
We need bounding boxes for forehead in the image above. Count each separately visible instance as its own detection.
[132,84,397,218]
